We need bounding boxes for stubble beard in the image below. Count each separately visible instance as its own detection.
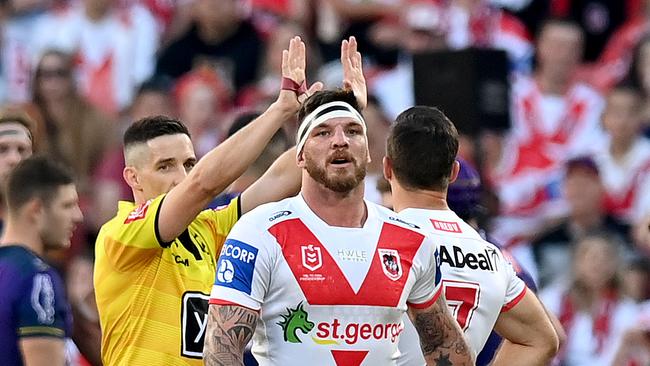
[304,154,367,193]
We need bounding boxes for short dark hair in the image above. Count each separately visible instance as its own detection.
[123,115,190,148]
[387,106,459,191]
[297,89,361,122]
[5,155,74,212]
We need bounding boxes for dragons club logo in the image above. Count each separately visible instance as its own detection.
[277,302,314,343]
[301,244,322,271]
[378,249,402,281]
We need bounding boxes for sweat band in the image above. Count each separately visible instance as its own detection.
[296,101,365,158]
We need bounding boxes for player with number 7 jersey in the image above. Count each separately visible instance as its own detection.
[396,209,526,364]
[385,106,559,366]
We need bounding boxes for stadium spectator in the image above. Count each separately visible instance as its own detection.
[628,35,650,138]
[593,84,650,225]
[531,156,630,288]
[621,257,650,303]
[0,107,35,230]
[130,75,177,121]
[32,0,159,114]
[0,156,83,366]
[550,0,639,62]
[0,0,51,104]
[174,66,232,157]
[93,36,317,365]
[362,95,391,204]
[581,0,650,92]
[386,107,558,366]
[489,18,606,248]
[31,50,117,199]
[205,85,474,366]
[370,0,448,121]
[541,231,638,366]
[313,0,400,65]
[156,0,263,94]
[239,20,317,110]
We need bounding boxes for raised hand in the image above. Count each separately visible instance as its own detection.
[341,36,367,110]
[278,36,323,110]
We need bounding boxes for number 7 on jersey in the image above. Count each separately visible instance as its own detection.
[442,280,480,331]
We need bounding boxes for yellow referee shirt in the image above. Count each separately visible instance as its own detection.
[94,194,240,365]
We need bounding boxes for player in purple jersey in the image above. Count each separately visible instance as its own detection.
[447,158,565,365]
[0,156,83,366]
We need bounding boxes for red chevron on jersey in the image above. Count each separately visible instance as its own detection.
[268,218,425,307]
[331,350,369,366]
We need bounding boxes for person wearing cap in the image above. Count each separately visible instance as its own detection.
[93,36,322,365]
[384,106,558,366]
[205,52,473,364]
[531,155,631,289]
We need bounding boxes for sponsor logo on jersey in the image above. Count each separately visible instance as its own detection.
[378,249,402,281]
[337,249,369,262]
[278,302,403,345]
[215,239,258,295]
[278,302,314,343]
[181,292,210,358]
[301,244,322,271]
[430,219,462,233]
[269,210,292,222]
[388,216,420,229]
[439,245,498,272]
[124,199,152,223]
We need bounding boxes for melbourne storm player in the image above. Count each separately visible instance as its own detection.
[0,156,83,366]
[385,106,559,365]
[205,79,474,364]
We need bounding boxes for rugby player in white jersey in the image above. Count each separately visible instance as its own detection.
[384,106,559,366]
[203,38,473,366]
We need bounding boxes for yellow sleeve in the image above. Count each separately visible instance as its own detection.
[197,196,241,255]
[100,195,167,271]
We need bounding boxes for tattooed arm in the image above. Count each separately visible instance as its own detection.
[408,295,475,366]
[203,304,259,366]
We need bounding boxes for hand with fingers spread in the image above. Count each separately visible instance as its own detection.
[276,36,324,112]
[341,36,367,110]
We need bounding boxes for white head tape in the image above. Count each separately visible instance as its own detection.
[296,101,366,158]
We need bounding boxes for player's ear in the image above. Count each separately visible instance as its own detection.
[449,160,460,184]
[123,166,141,191]
[296,150,306,168]
[22,197,44,225]
[382,156,392,181]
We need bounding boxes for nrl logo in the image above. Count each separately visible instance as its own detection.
[277,302,314,343]
[379,249,402,281]
[301,244,322,271]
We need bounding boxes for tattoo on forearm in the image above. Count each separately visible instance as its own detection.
[203,305,258,366]
[411,297,473,366]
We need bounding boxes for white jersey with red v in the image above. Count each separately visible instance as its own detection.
[210,196,442,366]
[397,209,526,366]
[595,137,650,223]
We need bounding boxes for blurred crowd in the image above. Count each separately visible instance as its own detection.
[3,0,650,365]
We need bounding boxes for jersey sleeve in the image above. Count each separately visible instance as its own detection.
[501,252,527,312]
[407,237,443,309]
[16,271,67,339]
[197,196,241,255]
[209,215,274,311]
[101,195,167,271]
